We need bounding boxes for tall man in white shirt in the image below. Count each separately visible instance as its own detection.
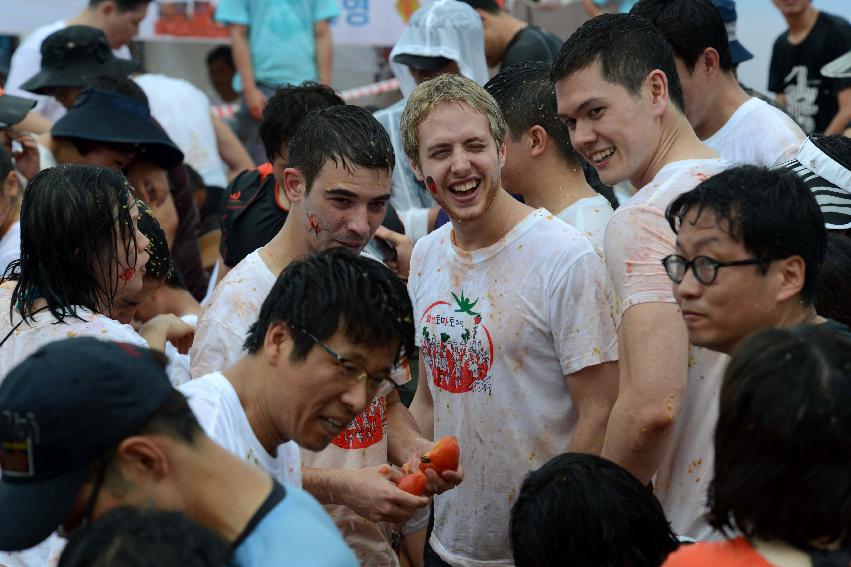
[551,13,729,539]
[190,105,456,565]
[631,0,804,166]
[403,73,619,567]
[484,60,614,254]
[5,0,150,128]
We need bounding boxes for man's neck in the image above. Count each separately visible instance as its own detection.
[785,6,819,44]
[498,15,528,63]
[177,438,275,543]
[694,74,751,140]
[451,189,534,251]
[224,356,290,457]
[68,8,99,28]
[631,108,718,189]
[726,303,823,356]
[260,213,311,276]
[521,157,597,215]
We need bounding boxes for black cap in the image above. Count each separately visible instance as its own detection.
[0,89,36,128]
[52,88,184,169]
[393,53,453,71]
[0,338,175,551]
[710,0,754,65]
[19,26,140,95]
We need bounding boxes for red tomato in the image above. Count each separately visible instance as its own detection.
[420,436,460,475]
[397,470,427,496]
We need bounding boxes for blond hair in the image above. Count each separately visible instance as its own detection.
[400,74,506,167]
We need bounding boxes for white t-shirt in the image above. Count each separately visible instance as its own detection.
[179,371,302,486]
[604,158,730,540]
[704,97,805,167]
[133,74,228,188]
[0,283,189,386]
[190,248,407,565]
[408,208,618,566]
[4,20,132,124]
[555,194,614,256]
[0,221,20,277]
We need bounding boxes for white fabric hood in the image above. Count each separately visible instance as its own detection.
[389,0,489,98]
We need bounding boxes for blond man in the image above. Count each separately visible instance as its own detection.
[403,74,619,567]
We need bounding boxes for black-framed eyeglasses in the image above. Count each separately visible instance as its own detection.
[661,254,777,285]
[57,457,109,539]
[291,325,399,399]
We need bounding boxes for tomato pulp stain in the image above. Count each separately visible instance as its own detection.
[118,267,135,283]
[307,214,322,236]
[425,176,437,194]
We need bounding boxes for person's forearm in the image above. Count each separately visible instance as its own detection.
[230,25,257,91]
[601,395,677,483]
[824,108,851,135]
[302,466,350,505]
[315,21,333,85]
[17,111,51,134]
[211,114,254,173]
[569,408,611,455]
[387,395,431,466]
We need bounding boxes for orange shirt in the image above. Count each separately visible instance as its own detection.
[663,538,775,567]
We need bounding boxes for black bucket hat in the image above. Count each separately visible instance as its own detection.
[52,87,184,169]
[393,53,453,71]
[19,25,140,95]
[0,88,36,128]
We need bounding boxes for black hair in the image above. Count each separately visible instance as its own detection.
[259,81,344,164]
[8,164,138,322]
[58,506,232,567]
[485,61,579,166]
[510,453,679,567]
[90,76,149,105]
[550,13,686,113]
[205,45,234,68]
[89,0,152,12]
[287,104,394,191]
[243,248,414,364]
[814,234,851,327]
[666,165,827,304]
[136,202,172,283]
[810,133,851,172]
[0,144,13,182]
[630,0,734,73]
[137,388,202,444]
[710,325,851,548]
[458,0,501,14]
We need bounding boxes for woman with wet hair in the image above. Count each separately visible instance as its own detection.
[0,164,192,383]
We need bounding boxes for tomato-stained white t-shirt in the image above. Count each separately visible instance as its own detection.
[409,208,618,566]
[604,158,730,540]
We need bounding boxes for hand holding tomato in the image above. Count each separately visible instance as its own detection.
[400,436,464,496]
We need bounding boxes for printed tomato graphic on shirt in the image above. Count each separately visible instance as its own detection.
[420,290,494,393]
[331,396,385,450]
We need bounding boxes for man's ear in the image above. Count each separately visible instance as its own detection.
[775,255,806,303]
[282,167,306,204]
[2,170,19,200]
[527,125,548,158]
[114,435,170,483]
[263,321,291,366]
[646,69,671,118]
[410,157,424,182]
[97,0,118,18]
[701,47,721,77]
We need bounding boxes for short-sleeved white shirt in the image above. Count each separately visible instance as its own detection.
[179,371,302,486]
[409,208,618,566]
[704,97,805,167]
[604,159,730,539]
[555,194,614,256]
[190,248,408,565]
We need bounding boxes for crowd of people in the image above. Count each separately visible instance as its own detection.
[0,0,850,565]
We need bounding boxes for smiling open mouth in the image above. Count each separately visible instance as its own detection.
[591,147,616,163]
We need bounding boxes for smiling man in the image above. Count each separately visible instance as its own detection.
[664,165,850,354]
[551,13,728,539]
[402,73,618,567]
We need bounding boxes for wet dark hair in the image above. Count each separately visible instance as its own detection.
[259,82,344,164]
[137,387,202,444]
[485,61,579,167]
[136,202,172,282]
[810,133,851,172]
[510,453,679,567]
[814,234,851,327]
[287,104,394,191]
[89,0,152,12]
[58,506,232,567]
[458,0,501,14]
[90,75,149,104]
[205,45,234,68]
[630,0,734,73]
[243,248,414,364]
[550,13,686,113]
[8,164,139,322]
[710,325,851,548]
[666,165,826,304]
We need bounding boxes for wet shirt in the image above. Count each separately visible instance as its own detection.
[502,25,563,69]
[555,194,614,257]
[604,158,730,539]
[409,208,618,566]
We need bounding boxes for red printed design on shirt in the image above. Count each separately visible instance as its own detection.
[420,291,493,393]
[331,396,385,449]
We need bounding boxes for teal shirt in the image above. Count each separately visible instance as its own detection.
[592,0,637,13]
[216,0,339,90]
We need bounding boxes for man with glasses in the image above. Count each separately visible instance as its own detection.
[663,164,851,354]
[189,105,449,565]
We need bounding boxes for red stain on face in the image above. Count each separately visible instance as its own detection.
[307,213,322,236]
[118,267,136,283]
[425,176,437,194]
